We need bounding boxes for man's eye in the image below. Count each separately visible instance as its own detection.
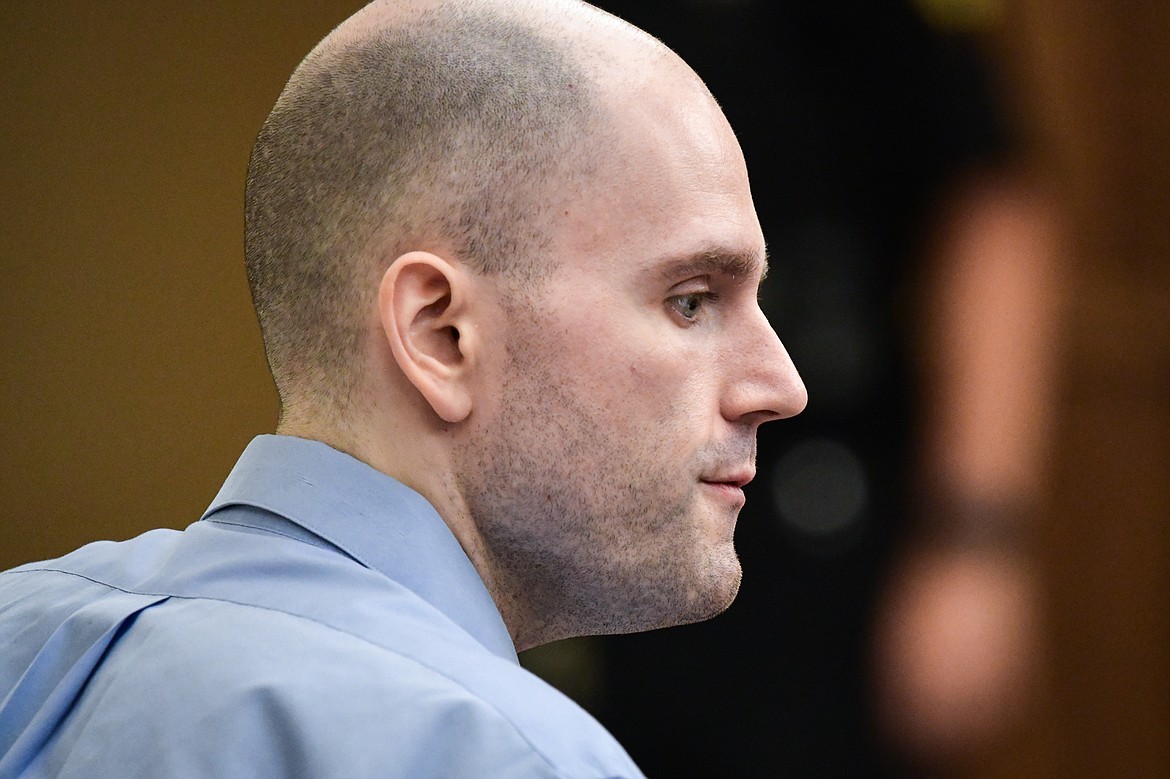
[668,292,717,323]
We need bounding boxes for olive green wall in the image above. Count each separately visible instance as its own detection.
[1,2,363,568]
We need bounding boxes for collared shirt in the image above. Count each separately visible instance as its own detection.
[0,435,644,779]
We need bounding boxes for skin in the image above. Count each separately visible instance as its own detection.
[283,1,807,651]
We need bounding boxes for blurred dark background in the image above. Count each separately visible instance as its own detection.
[3,2,1168,778]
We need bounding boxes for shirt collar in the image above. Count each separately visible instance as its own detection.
[200,434,517,663]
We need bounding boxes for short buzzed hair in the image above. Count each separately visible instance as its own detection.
[244,3,599,413]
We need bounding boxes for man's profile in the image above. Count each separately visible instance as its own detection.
[0,1,805,776]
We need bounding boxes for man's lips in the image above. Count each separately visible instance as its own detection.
[699,469,754,508]
[700,469,755,489]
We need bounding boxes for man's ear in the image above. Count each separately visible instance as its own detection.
[378,251,475,424]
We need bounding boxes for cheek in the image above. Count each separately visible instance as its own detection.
[539,302,712,427]
[611,349,711,437]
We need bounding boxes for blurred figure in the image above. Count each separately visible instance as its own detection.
[873,167,1062,771]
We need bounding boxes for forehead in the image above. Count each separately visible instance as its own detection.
[551,58,765,278]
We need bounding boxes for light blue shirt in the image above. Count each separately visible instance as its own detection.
[0,435,644,778]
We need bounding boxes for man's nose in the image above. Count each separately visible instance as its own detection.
[722,308,807,427]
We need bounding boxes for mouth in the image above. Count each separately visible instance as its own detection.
[699,469,754,507]
[701,469,755,489]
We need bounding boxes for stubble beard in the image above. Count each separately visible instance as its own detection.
[454,357,742,647]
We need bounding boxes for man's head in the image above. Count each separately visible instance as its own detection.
[246,0,606,418]
[245,0,806,649]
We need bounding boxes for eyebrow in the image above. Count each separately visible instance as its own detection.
[649,246,770,284]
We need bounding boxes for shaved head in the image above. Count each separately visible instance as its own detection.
[240,0,803,649]
[245,0,651,416]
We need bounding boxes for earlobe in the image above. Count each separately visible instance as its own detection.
[379,252,474,424]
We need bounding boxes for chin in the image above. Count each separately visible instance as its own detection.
[588,556,742,636]
[674,553,743,627]
[705,565,743,618]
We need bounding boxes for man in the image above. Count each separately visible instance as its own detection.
[0,0,805,776]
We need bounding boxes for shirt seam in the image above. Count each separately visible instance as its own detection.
[1,566,593,778]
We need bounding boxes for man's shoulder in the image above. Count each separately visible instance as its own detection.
[0,525,644,779]
[151,598,640,777]
[148,575,640,779]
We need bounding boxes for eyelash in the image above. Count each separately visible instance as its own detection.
[668,291,721,324]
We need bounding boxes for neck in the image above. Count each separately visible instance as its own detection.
[280,406,538,646]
